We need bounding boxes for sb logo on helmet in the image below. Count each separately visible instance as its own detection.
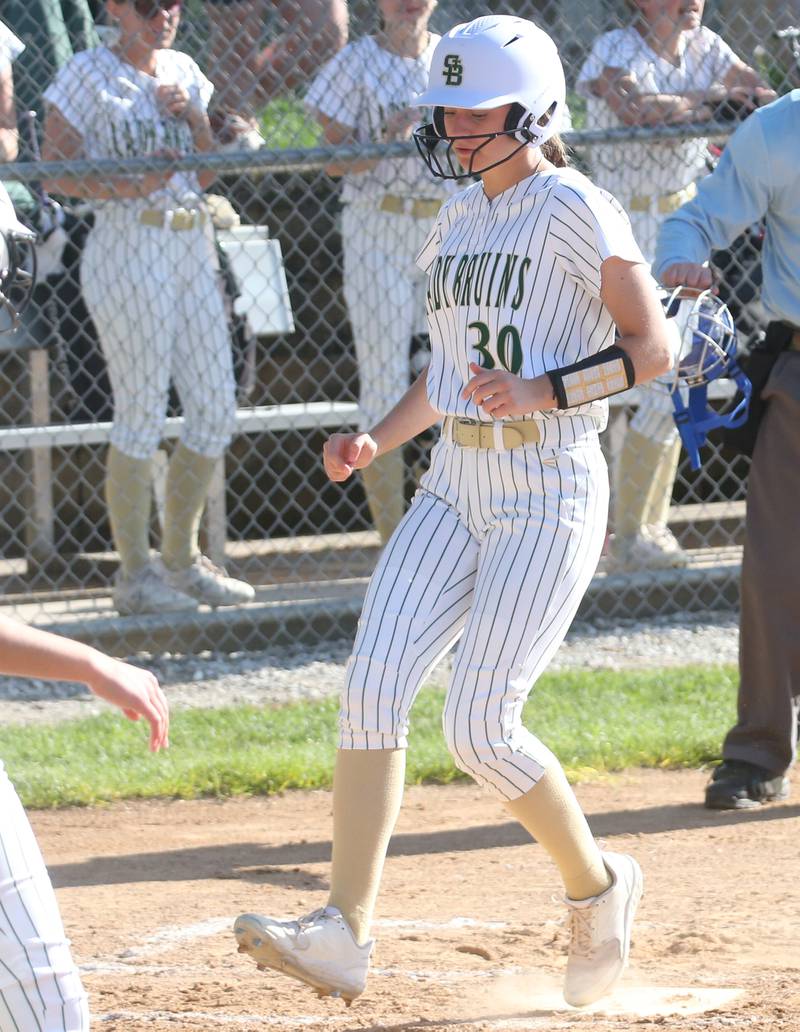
[442,54,463,86]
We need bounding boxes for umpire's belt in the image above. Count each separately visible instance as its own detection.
[629,182,697,215]
[139,208,207,231]
[444,416,541,450]
[380,195,441,218]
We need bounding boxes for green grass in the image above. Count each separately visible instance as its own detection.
[259,96,323,150]
[2,664,737,809]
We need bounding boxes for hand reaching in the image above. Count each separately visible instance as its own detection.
[86,654,170,753]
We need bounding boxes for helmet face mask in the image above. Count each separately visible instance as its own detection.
[411,16,565,180]
[657,288,752,469]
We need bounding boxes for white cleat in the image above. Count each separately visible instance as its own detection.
[563,851,643,1008]
[162,554,255,607]
[233,907,372,1006]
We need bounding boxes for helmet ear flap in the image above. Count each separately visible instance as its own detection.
[505,102,534,143]
[432,106,447,138]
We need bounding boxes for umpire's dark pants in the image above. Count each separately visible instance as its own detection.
[723,348,800,775]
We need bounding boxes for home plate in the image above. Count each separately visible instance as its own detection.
[530,986,743,1017]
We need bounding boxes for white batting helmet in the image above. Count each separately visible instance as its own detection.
[414,15,565,147]
[0,182,36,336]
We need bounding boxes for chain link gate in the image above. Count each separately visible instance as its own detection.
[0,0,798,655]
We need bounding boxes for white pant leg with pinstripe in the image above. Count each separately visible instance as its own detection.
[0,762,89,1031]
[341,205,432,430]
[81,209,238,461]
[340,432,609,799]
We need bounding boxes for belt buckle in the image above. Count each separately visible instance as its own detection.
[170,208,195,231]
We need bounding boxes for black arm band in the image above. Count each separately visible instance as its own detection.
[547,344,636,410]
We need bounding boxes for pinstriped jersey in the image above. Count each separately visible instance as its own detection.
[415,166,647,436]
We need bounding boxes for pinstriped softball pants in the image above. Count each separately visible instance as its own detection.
[340,432,609,799]
[0,762,89,1031]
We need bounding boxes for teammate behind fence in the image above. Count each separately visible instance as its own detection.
[234,16,674,1008]
[40,0,254,616]
[576,0,773,572]
[304,0,457,543]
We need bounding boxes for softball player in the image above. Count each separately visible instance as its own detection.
[576,0,773,571]
[304,0,457,543]
[0,614,169,1032]
[40,0,254,616]
[235,16,673,1008]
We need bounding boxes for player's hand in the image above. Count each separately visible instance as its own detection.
[323,432,379,481]
[461,363,555,418]
[383,107,418,141]
[85,654,170,752]
[660,263,713,291]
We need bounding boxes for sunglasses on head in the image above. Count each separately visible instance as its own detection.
[132,0,181,17]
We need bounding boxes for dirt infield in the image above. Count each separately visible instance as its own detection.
[34,768,799,1031]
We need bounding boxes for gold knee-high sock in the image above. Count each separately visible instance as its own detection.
[161,443,217,572]
[105,446,153,577]
[360,452,405,544]
[504,765,610,901]
[328,748,406,945]
[643,436,681,529]
[614,428,676,540]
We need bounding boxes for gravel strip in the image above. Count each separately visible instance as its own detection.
[0,612,739,726]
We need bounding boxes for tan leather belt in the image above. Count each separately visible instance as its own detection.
[444,416,541,450]
[629,182,697,215]
[380,195,441,218]
[790,329,800,351]
[139,208,207,230]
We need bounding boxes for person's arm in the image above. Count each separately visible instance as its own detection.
[585,66,715,126]
[0,615,169,752]
[41,104,176,200]
[314,108,417,176]
[256,0,348,97]
[323,369,439,481]
[155,82,217,190]
[461,260,673,418]
[653,110,772,286]
[0,61,18,162]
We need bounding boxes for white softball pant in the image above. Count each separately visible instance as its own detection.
[341,204,432,431]
[0,762,89,1031]
[340,431,609,799]
[81,208,237,460]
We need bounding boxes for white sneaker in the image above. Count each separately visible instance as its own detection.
[163,555,255,607]
[563,852,643,1008]
[113,562,198,616]
[234,907,372,1005]
[607,529,689,572]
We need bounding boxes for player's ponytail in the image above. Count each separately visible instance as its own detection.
[541,134,569,168]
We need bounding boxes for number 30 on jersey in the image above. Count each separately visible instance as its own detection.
[469,320,523,374]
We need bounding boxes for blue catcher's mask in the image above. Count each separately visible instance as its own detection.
[660,288,752,470]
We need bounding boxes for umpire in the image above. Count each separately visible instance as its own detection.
[655,90,800,810]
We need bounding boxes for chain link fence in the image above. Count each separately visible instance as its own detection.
[1,0,798,654]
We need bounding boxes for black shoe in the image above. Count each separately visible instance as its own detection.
[704,760,790,810]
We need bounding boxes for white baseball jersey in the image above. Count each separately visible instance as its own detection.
[338,166,639,797]
[44,45,213,209]
[305,35,456,205]
[415,167,647,448]
[0,761,89,1030]
[576,25,739,199]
